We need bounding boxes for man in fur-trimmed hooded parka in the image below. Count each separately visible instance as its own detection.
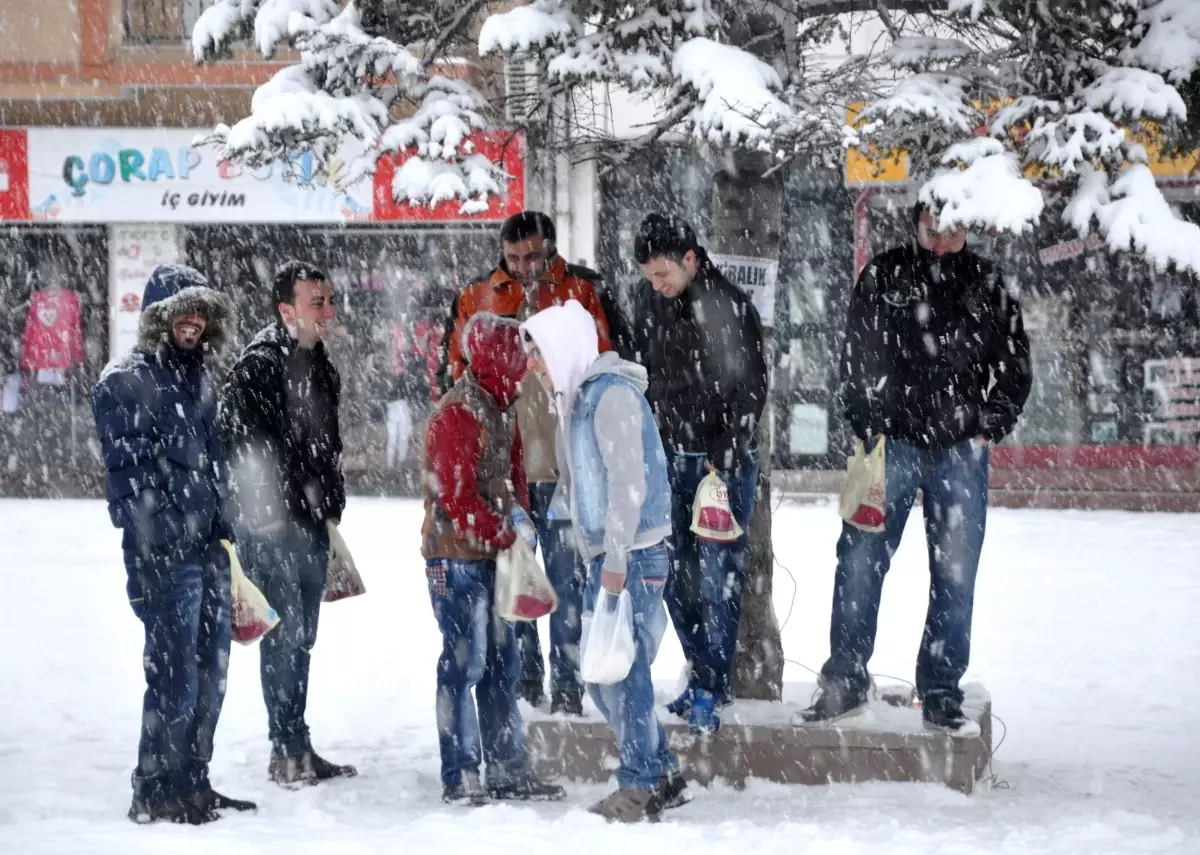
[93,264,255,826]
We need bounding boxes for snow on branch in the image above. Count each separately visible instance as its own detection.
[884,37,977,68]
[193,0,260,61]
[477,0,577,56]
[859,74,977,136]
[1083,68,1186,122]
[1126,0,1200,84]
[1024,111,1127,175]
[673,38,792,145]
[919,138,1042,234]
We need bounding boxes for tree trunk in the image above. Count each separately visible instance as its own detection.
[710,151,784,702]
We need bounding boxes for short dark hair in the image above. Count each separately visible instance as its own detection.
[634,213,697,264]
[912,201,931,229]
[273,260,328,306]
[499,211,556,250]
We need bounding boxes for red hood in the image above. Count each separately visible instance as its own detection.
[462,312,525,409]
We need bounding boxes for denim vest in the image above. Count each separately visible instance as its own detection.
[568,372,671,552]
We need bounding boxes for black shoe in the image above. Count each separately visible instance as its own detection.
[795,685,867,724]
[517,679,546,708]
[922,697,982,736]
[128,796,219,825]
[443,772,489,807]
[191,789,258,814]
[666,688,693,719]
[268,755,318,788]
[588,788,663,823]
[658,771,693,810]
[550,688,584,716]
[488,774,566,802]
[309,751,358,780]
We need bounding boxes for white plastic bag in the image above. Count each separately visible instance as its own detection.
[690,472,743,543]
[580,590,636,685]
[839,437,887,532]
[324,521,366,602]
[496,535,557,622]
[221,540,280,646]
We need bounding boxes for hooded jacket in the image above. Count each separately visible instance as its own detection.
[521,301,671,579]
[422,313,530,561]
[627,248,768,469]
[93,264,235,573]
[441,255,623,484]
[843,243,1032,448]
[219,321,345,533]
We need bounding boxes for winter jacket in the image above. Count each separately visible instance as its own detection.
[628,248,768,469]
[442,255,624,484]
[92,264,235,570]
[422,313,530,561]
[842,243,1032,449]
[219,321,346,533]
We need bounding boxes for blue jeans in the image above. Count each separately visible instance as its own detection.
[665,448,759,701]
[126,545,231,808]
[239,523,330,757]
[821,438,990,705]
[514,482,585,694]
[585,545,680,791]
[426,558,527,789]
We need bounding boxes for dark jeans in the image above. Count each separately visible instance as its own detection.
[426,558,527,790]
[514,482,585,694]
[239,523,330,758]
[820,438,990,705]
[126,546,231,808]
[665,448,759,701]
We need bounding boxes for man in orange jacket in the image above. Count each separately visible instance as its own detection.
[441,210,626,715]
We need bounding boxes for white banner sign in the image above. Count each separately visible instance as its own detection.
[109,224,181,361]
[27,129,373,223]
[709,253,778,326]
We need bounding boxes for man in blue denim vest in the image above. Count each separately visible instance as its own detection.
[522,299,692,823]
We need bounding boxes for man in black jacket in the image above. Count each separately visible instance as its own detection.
[800,203,1032,732]
[219,260,357,786]
[629,213,768,735]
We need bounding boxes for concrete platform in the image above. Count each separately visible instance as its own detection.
[526,682,993,795]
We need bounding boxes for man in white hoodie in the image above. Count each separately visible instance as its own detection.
[521,300,691,823]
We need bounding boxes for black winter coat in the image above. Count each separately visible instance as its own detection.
[842,243,1032,449]
[219,322,346,532]
[628,250,768,468]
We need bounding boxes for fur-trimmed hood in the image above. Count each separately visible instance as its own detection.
[138,264,235,358]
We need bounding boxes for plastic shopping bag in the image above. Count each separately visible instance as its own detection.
[324,521,366,602]
[690,472,743,543]
[580,589,636,685]
[839,437,887,532]
[496,535,558,621]
[221,540,280,645]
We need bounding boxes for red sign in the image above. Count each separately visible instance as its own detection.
[0,129,30,221]
[373,130,526,222]
[852,189,871,281]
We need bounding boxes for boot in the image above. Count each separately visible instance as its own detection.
[442,771,489,807]
[922,696,982,737]
[309,751,358,780]
[488,774,566,802]
[550,688,584,716]
[516,679,546,709]
[658,771,693,810]
[191,789,258,813]
[128,795,219,825]
[587,788,663,823]
[665,687,693,719]
[795,684,868,725]
[688,688,722,735]
[268,754,318,789]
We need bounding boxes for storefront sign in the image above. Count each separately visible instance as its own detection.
[1144,356,1200,445]
[1038,234,1104,265]
[709,253,778,326]
[109,225,181,360]
[0,129,30,220]
[23,128,373,223]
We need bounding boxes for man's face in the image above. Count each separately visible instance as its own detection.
[640,250,696,299]
[170,312,207,351]
[525,342,553,393]
[503,234,550,287]
[280,278,336,348]
[916,212,967,257]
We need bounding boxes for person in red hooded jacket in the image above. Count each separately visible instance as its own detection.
[420,312,566,807]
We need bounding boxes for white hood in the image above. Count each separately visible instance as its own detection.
[519,299,600,420]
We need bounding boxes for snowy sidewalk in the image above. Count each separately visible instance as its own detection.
[0,498,1196,854]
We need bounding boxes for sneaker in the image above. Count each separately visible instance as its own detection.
[795,685,868,724]
[443,772,489,807]
[128,795,219,825]
[658,771,693,810]
[688,688,722,735]
[666,687,693,719]
[550,688,584,717]
[587,788,663,823]
[922,697,982,737]
[488,774,566,802]
[268,754,318,788]
[190,789,258,814]
[516,679,546,709]
[309,751,358,780]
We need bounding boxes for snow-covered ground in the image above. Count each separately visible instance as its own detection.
[1,497,1197,854]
